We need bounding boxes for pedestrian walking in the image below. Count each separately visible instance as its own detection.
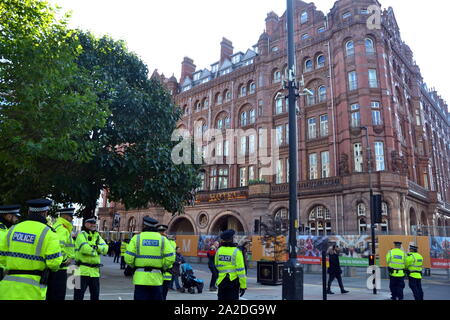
[73,217,109,300]
[237,238,250,274]
[207,241,219,291]
[0,204,21,281]
[386,241,406,300]
[113,240,121,263]
[108,241,114,257]
[215,230,247,301]
[169,247,185,291]
[124,217,175,300]
[46,208,76,301]
[0,199,63,300]
[326,245,349,294]
[120,239,129,270]
[406,245,424,300]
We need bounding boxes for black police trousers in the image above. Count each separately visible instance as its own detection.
[408,277,424,300]
[134,285,163,300]
[74,276,100,300]
[162,280,171,300]
[389,276,405,300]
[217,275,240,301]
[46,269,68,300]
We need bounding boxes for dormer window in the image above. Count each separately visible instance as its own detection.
[211,64,219,73]
[193,73,201,81]
[232,55,241,64]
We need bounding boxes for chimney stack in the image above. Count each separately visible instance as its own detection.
[181,57,196,82]
[265,12,279,37]
[220,38,233,64]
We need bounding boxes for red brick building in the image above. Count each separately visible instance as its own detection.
[98,0,450,237]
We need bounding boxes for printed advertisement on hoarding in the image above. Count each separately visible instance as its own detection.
[429,237,450,269]
[328,235,372,267]
[197,235,220,257]
[296,235,329,264]
[251,236,287,262]
[175,235,199,257]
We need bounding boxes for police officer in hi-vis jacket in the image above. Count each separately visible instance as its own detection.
[214,229,247,300]
[0,199,63,300]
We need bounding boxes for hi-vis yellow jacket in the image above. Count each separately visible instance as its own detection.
[125,231,175,286]
[214,245,247,289]
[52,217,75,270]
[75,231,108,277]
[386,248,406,277]
[406,252,423,279]
[0,220,63,300]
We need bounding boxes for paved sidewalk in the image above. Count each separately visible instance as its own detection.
[67,257,395,300]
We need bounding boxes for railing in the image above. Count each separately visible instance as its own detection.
[271,177,342,195]
[408,180,429,200]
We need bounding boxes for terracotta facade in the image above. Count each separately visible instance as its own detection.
[98,0,450,237]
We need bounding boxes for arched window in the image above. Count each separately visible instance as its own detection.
[318,86,327,102]
[274,208,289,234]
[317,55,325,68]
[306,88,315,106]
[357,203,366,216]
[273,70,281,83]
[365,38,375,54]
[308,205,331,236]
[224,90,231,102]
[240,111,248,127]
[304,59,313,72]
[215,93,223,105]
[249,82,256,94]
[275,94,284,114]
[128,217,136,233]
[382,202,388,216]
[359,218,367,233]
[300,11,308,24]
[249,109,256,124]
[346,40,355,56]
[239,84,247,97]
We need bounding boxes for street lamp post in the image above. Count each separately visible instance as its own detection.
[281,0,304,300]
[361,126,377,294]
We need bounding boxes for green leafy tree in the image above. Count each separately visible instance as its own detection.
[50,31,200,218]
[0,0,108,204]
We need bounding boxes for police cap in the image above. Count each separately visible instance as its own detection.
[26,199,52,213]
[220,229,235,241]
[84,217,97,224]
[409,245,418,250]
[156,224,169,232]
[58,208,75,217]
[394,241,402,245]
[143,216,159,227]
[0,205,21,215]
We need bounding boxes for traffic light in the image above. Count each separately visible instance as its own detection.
[372,194,383,224]
[369,254,375,266]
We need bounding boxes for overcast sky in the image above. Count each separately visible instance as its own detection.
[47,0,449,107]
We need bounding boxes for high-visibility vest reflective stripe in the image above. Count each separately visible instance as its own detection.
[124,232,176,286]
[387,249,406,277]
[215,246,247,289]
[3,275,47,289]
[407,252,423,279]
